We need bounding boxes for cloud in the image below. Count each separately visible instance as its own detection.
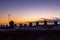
[49,16,60,20]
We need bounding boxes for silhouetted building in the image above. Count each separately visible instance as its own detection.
[29,22,32,27]
[9,20,14,28]
[54,20,57,26]
[36,22,39,26]
[44,20,47,25]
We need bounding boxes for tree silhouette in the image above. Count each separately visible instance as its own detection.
[9,20,14,28]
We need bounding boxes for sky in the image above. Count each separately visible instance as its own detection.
[0,0,60,25]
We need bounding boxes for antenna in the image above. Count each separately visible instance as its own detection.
[8,14,11,22]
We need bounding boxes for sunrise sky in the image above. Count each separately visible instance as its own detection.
[0,0,60,25]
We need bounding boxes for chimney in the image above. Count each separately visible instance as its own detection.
[44,20,47,25]
[29,22,32,27]
[54,20,57,26]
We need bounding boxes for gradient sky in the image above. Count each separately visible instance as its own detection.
[0,0,60,24]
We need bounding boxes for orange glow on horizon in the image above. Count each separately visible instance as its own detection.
[0,17,60,25]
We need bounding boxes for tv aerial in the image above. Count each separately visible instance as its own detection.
[8,14,11,22]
